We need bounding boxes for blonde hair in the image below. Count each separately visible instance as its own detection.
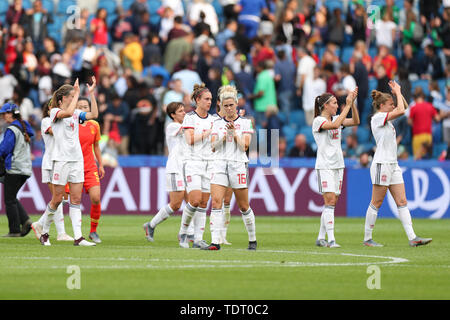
[218,85,238,107]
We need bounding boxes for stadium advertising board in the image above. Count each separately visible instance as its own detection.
[0,167,346,217]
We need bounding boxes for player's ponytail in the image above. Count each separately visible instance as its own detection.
[314,93,334,117]
[12,111,31,143]
[51,84,74,109]
[191,83,210,104]
[371,90,392,111]
[42,100,51,118]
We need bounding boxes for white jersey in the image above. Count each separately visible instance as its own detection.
[181,111,215,161]
[41,117,54,170]
[312,115,345,169]
[50,108,84,162]
[371,112,398,164]
[211,116,253,162]
[165,122,184,173]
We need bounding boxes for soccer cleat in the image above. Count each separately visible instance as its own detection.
[178,234,189,248]
[327,241,341,248]
[57,233,74,241]
[89,232,102,244]
[248,241,257,250]
[192,240,209,249]
[31,222,43,240]
[201,243,221,250]
[74,237,96,246]
[187,234,195,243]
[363,239,384,247]
[222,239,232,245]
[316,239,328,247]
[409,236,432,247]
[40,233,51,246]
[143,222,154,242]
[21,219,33,237]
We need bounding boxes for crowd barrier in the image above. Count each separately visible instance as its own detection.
[1,157,448,218]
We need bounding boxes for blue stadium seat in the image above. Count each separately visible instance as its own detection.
[361,142,375,153]
[98,0,117,15]
[326,0,344,12]
[0,14,5,25]
[289,110,306,128]
[42,0,54,13]
[0,1,8,15]
[282,126,296,146]
[437,79,447,95]
[433,142,448,158]
[298,126,315,144]
[368,77,377,93]
[147,0,162,26]
[432,122,443,143]
[212,0,224,23]
[411,79,430,96]
[22,0,32,10]
[107,13,118,26]
[356,126,371,143]
[57,0,77,15]
[341,46,354,64]
[368,46,377,59]
[277,111,287,125]
[122,0,135,11]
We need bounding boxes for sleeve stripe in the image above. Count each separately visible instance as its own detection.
[318,120,327,131]
[183,126,194,129]
[383,113,389,126]
[52,110,61,122]
[44,127,51,134]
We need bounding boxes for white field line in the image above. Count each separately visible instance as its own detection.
[0,250,410,269]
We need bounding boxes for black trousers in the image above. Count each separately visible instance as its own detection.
[3,173,30,234]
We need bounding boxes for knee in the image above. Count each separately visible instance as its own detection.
[70,195,81,205]
[211,198,222,210]
[396,198,407,207]
[169,199,183,212]
[371,199,384,209]
[90,195,101,205]
[189,199,200,208]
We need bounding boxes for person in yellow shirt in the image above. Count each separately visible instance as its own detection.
[121,33,143,73]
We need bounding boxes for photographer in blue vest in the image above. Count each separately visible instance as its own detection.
[0,102,34,237]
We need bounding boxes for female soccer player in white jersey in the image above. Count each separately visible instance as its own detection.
[363,81,432,247]
[178,83,215,249]
[31,101,73,241]
[204,85,256,250]
[38,78,98,246]
[142,102,187,241]
[312,87,359,248]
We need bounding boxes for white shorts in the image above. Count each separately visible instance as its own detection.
[211,160,249,189]
[370,162,404,186]
[51,161,84,185]
[316,169,344,195]
[166,172,185,192]
[42,169,52,184]
[183,160,213,194]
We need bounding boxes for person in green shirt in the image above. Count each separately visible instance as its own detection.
[251,61,277,126]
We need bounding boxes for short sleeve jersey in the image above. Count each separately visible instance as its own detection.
[371,112,398,164]
[181,111,215,161]
[165,122,184,173]
[41,117,54,170]
[211,116,253,162]
[312,116,345,169]
[79,120,101,171]
[50,108,84,162]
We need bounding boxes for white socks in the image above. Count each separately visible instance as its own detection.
[322,205,335,243]
[241,208,256,242]
[54,203,66,236]
[318,211,326,240]
[42,204,56,234]
[364,203,379,241]
[398,205,416,241]
[179,202,197,234]
[69,203,82,240]
[193,207,207,242]
[221,205,231,241]
[210,208,223,244]
[150,204,174,229]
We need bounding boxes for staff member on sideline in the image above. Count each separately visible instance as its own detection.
[0,103,34,237]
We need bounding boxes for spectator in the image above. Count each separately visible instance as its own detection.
[343,133,364,159]
[398,67,412,103]
[274,49,295,118]
[346,2,367,43]
[303,66,326,126]
[216,19,238,55]
[264,106,283,157]
[398,43,421,80]
[6,0,26,27]
[375,64,390,94]
[164,32,194,74]
[288,133,315,158]
[104,93,130,155]
[130,0,149,21]
[251,36,275,68]
[374,45,398,80]
[278,136,287,158]
[251,61,277,126]
[11,87,34,122]
[350,51,369,117]
[328,8,345,47]
[402,9,423,51]
[63,7,90,45]
[167,16,189,42]
[142,33,162,69]
[110,7,133,55]
[408,87,441,159]
[162,0,184,17]
[223,39,239,72]
[420,44,444,80]
[358,152,371,168]
[381,0,401,25]
[432,87,450,144]
[296,47,316,98]
[91,8,109,48]
[333,64,357,108]
[162,78,186,110]
[134,11,153,43]
[236,0,270,40]
[221,0,239,21]
[0,65,18,105]
[159,6,175,43]
[189,0,220,35]
[121,33,144,74]
[173,58,202,94]
[374,10,397,50]
[23,0,52,53]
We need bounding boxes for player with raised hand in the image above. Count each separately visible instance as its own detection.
[142,102,187,241]
[38,78,98,246]
[76,76,105,244]
[31,101,73,241]
[203,85,256,250]
[312,87,360,248]
[363,81,432,247]
[178,84,215,249]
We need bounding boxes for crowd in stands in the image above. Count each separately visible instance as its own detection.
[0,0,449,167]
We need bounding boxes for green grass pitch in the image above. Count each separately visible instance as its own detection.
[1,214,449,300]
